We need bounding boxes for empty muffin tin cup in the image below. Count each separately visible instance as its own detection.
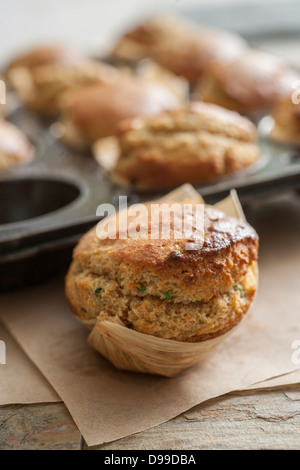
[0,177,82,290]
[0,177,81,226]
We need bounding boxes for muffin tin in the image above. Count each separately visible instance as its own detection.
[1,0,300,289]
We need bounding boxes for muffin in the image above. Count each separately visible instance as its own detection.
[269,95,300,146]
[150,27,246,84]
[6,55,120,116]
[60,78,180,148]
[65,201,259,341]
[111,16,246,83]
[195,49,297,114]
[5,45,81,75]
[110,15,189,63]
[111,102,260,188]
[134,59,189,104]
[0,119,34,170]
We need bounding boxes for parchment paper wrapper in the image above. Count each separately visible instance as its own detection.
[86,184,252,377]
[92,135,121,182]
[88,318,243,378]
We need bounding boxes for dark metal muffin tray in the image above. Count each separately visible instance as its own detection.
[1,0,300,289]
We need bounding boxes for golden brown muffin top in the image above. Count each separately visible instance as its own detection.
[111,15,195,61]
[61,78,180,142]
[0,119,33,161]
[117,16,181,48]
[72,202,258,304]
[74,202,258,270]
[5,45,81,74]
[113,101,260,187]
[112,15,246,82]
[205,50,296,108]
[150,28,246,83]
[119,101,258,141]
[29,58,119,87]
[7,55,121,117]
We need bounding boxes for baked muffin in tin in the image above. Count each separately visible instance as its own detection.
[60,78,181,149]
[6,50,120,116]
[5,45,81,75]
[195,50,297,115]
[111,15,246,84]
[112,102,260,187]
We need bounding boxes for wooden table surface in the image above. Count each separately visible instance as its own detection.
[1,385,300,450]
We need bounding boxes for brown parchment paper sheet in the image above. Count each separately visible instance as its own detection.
[0,321,60,405]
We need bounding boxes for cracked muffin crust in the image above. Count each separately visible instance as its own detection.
[113,102,260,187]
[65,202,259,341]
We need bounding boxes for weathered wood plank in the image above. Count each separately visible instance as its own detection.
[1,386,300,450]
[0,403,81,450]
[85,387,300,450]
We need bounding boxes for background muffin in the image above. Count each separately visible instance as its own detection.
[0,119,34,170]
[269,96,300,146]
[134,59,189,103]
[65,202,259,341]
[110,15,185,63]
[5,45,81,75]
[195,49,297,114]
[60,77,181,149]
[7,56,120,116]
[150,27,246,84]
[112,102,260,187]
[111,15,246,83]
